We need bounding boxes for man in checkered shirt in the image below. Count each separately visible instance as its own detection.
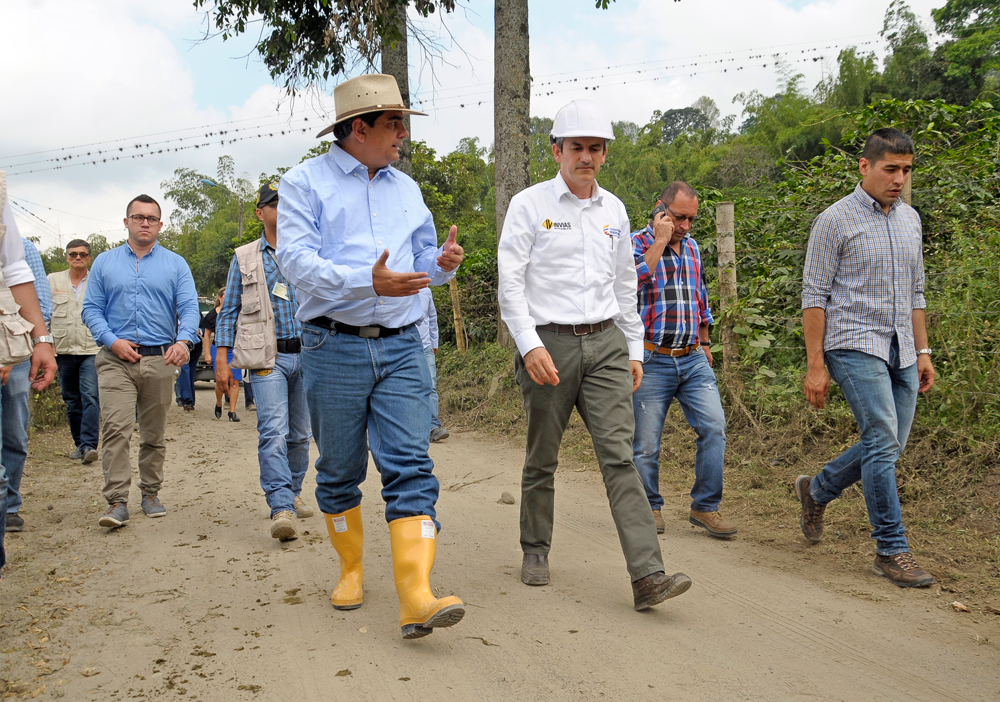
[798,128,936,588]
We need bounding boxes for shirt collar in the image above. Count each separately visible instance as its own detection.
[329,143,398,181]
[553,171,604,205]
[260,236,275,254]
[853,182,901,214]
[125,241,158,257]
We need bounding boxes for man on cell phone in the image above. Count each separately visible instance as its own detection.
[631,182,734,539]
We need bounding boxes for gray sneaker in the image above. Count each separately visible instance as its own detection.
[69,446,84,460]
[141,495,166,518]
[430,426,450,443]
[99,502,129,528]
[82,447,99,464]
[6,513,24,532]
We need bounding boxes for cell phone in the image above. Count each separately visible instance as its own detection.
[651,203,667,220]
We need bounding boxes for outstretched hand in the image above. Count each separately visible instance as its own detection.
[437,225,464,272]
[372,249,431,297]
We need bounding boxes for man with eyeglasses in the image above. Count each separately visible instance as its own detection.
[82,194,199,529]
[215,181,313,543]
[630,181,735,539]
[48,240,101,463]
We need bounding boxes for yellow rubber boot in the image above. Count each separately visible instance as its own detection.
[323,506,364,610]
[388,515,465,639]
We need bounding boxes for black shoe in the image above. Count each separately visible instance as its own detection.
[6,513,24,532]
[228,412,240,422]
[215,404,222,419]
[521,553,550,586]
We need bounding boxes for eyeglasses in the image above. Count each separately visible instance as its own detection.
[128,214,161,225]
[666,204,699,224]
[66,252,90,259]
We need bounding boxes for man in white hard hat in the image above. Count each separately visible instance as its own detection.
[498,99,692,611]
[277,74,466,640]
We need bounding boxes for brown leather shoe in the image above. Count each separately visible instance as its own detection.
[795,475,825,543]
[632,571,692,610]
[521,553,549,586]
[652,509,665,534]
[689,510,737,538]
[873,552,935,588]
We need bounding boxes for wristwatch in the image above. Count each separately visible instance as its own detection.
[916,348,932,356]
[31,335,54,345]
[181,340,195,352]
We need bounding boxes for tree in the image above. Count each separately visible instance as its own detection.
[932,0,1000,102]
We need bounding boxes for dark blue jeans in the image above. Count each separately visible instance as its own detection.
[810,338,918,556]
[55,354,100,450]
[300,323,440,526]
[175,350,199,407]
[2,361,30,515]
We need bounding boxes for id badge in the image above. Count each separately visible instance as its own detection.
[272,282,289,300]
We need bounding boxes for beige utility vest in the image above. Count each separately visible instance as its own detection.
[48,270,99,356]
[0,171,36,366]
[229,239,276,370]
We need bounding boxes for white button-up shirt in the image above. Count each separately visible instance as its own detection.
[497,172,644,361]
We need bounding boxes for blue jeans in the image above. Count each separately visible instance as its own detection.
[175,349,199,407]
[243,379,255,408]
[2,361,31,516]
[248,352,312,517]
[632,348,727,513]
[55,354,100,450]
[810,339,917,556]
[423,346,442,429]
[300,323,440,526]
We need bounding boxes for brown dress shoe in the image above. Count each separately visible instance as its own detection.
[521,553,549,586]
[689,510,737,538]
[795,475,825,542]
[652,509,665,534]
[873,552,935,588]
[632,571,692,610]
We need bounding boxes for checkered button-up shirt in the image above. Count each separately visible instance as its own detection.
[802,183,926,369]
[632,226,714,349]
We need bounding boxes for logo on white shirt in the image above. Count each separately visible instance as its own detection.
[603,225,622,238]
[542,219,571,231]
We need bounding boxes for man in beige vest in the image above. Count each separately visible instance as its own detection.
[215,182,311,542]
[48,239,101,464]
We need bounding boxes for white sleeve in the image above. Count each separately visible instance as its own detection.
[612,206,644,361]
[497,193,543,357]
[0,200,35,287]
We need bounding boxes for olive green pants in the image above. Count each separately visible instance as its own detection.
[515,325,664,582]
[95,349,176,504]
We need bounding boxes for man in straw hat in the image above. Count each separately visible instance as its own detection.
[497,99,692,611]
[277,74,466,640]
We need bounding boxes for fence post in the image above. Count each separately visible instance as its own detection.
[716,202,737,372]
[449,278,467,355]
[901,175,912,206]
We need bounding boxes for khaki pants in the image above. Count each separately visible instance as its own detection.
[515,325,664,582]
[95,348,176,504]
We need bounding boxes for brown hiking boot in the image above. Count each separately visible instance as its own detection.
[873,552,935,588]
[270,511,299,541]
[795,475,826,543]
[689,510,737,538]
[652,509,665,534]
[632,571,692,610]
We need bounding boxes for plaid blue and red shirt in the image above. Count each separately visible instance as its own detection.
[632,226,713,348]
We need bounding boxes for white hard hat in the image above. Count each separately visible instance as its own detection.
[550,99,615,141]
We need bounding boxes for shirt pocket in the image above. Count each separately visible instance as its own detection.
[52,291,70,317]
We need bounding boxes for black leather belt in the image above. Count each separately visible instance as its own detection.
[537,319,614,336]
[276,338,301,354]
[136,345,164,356]
[307,317,412,339]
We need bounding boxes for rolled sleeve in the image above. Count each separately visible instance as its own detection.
[632,229,656,290]
[801,212,840,310]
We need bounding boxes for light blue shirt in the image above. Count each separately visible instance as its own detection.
[82,242,199,349]
[416,288,439,349]
[276,143,456,328]
[22,239,52,326]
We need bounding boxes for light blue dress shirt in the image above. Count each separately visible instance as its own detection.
[416,288,438,350]
[82,242,199,349]
[21,239,52,326]
[276,144,455,328]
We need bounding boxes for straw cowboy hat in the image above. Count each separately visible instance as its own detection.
[317,74,427,138]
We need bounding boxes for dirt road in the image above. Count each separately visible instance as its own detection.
[2,389,999,701]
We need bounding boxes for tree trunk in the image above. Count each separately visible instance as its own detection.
[381,4,411,177]
[494,0,530,349]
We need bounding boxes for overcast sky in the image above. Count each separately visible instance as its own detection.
[1,0,944,249]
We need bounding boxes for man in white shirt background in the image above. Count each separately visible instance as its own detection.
[497,100,692,611]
